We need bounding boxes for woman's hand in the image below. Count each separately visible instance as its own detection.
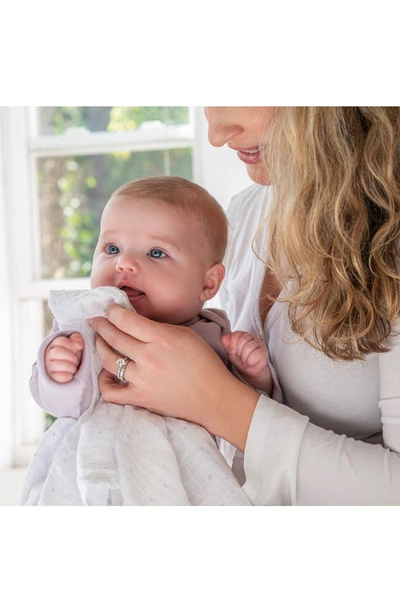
[90,305,259,451]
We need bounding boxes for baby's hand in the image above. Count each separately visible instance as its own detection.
[44,333,84,383]
[222,331,269,379]
[222,331,272,394]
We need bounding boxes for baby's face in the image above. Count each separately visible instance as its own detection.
[91,195,212,324]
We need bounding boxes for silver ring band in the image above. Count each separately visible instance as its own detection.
[116,356,130,382]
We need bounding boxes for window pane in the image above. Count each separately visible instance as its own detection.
[37,106,190,136]
[37,149,193,279]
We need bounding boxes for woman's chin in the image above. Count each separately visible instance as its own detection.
[246,163,270,186]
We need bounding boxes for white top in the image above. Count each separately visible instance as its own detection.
[220,183,400,504]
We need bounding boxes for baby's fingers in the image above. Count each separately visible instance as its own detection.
[226,331,255,358]
[221,334,233,353]
[69,332,84,353]
[46,344,81,367]
[46,367,77,384]
[223,331,247,356]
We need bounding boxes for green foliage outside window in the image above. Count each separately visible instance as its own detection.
[39,106,189,135]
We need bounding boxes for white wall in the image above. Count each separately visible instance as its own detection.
[193,108,252,311]
[0,114,14,471]
[193,108,252,210]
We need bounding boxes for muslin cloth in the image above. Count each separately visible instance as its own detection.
[21,287,251,505]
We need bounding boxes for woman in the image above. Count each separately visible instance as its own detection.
[91,107,400,505]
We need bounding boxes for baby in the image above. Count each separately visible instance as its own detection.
[38,176,274,402]
[26,176,277,505]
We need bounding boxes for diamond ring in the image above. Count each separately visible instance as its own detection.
[116,356,130,382]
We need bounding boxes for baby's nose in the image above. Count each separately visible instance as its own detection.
[116,253,139,273]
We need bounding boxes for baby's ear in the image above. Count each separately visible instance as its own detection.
[200,263,225,301]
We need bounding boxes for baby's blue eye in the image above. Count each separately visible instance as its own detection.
[106,244,120,255]
[148,248,166,259]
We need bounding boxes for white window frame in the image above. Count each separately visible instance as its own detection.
[0,106,251,471]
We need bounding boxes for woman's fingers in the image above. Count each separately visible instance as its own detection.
[107,304,159,342]
[98,368,137,405]
[90,314,145,361]
[95,335,134,382]
[90,306,166,360]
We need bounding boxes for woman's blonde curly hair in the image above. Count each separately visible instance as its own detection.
[256,107,400,360]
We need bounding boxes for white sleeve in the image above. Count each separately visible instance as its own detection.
[243,395,400,505]
[379,317,400,453]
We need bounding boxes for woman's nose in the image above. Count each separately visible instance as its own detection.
[205,107,243,148]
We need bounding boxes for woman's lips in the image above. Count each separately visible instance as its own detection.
[236,147,261,165]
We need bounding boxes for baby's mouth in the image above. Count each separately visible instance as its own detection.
[120,285,146,305]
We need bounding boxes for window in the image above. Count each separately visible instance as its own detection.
[33,107,194,282]
[0,106,251,471]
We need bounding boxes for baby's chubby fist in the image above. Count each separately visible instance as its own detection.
[222,330,269,379]
[44,332,84,383]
